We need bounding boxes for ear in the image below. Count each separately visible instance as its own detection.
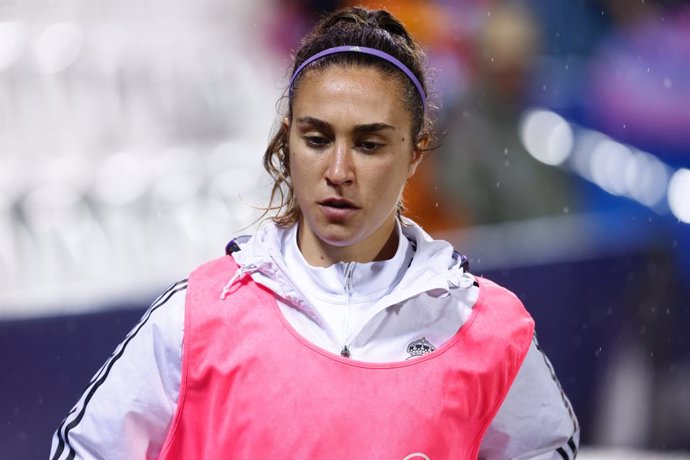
[280,117,292,156]
[282,117,291,141]
[408,135,429,178]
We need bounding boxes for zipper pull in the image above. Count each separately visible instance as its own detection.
[340,345,351,358]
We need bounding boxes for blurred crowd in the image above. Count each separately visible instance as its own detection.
[1,0,689,454]
[0,0,281,316]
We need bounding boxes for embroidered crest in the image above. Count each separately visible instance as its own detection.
[406,337,436,359]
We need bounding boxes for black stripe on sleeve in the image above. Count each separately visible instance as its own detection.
[533,333,579,433]
[533,333,579,459]
[557,434,578,459]
[556,447,570,460]
[567,435,578,457]
[51,279,188,460]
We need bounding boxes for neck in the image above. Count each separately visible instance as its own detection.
[297,220,400,268]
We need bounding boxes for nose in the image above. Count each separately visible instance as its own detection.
[325,143,354,186]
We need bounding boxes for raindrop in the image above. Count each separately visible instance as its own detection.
[595,347,602,357]
[435,202,439,208]
[562,206,570,214]
[495,181,500,188]
[504,160,510,167]
[504,148,509,155]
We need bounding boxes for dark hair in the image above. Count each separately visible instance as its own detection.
[263,7,435,227]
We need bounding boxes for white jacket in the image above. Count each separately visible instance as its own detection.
[50,219,579,460]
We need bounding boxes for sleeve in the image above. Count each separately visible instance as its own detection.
[479,334,580,460]
[49,279,187,460]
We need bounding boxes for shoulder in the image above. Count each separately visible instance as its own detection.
[473,275,533,323]
[151,278,189,307]
[474,276,523,306]
[102,279,188,371]
[134,279,187,358]
[184,255,241,299]
[463,276,535,360]
[187,232,259,285]
[189,255,238,279]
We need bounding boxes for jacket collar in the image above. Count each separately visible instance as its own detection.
[229,218,473,312]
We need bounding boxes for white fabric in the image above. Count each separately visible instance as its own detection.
[50,219,579,460]
[269,221,477,360]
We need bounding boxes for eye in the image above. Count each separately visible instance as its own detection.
[358,140,384,153]
[304,135,329,149]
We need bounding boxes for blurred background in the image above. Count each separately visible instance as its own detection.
[1,0,689,458]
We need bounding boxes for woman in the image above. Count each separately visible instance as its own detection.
[51,7,579,459]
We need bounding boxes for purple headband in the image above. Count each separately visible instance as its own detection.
[288,45,426,109]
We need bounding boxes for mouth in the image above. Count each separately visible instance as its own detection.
[318,198,359,210]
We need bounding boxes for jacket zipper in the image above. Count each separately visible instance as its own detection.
[340,262,355,358]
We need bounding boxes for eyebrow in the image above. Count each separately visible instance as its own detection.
[296,117,396,135]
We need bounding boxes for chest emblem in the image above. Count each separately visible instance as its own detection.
[406,337,436,359]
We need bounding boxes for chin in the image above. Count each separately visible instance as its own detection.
[315,229,361,248]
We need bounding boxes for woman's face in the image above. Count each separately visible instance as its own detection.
[288,64,421,266]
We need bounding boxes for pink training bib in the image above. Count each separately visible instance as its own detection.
[158,256,534,459]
